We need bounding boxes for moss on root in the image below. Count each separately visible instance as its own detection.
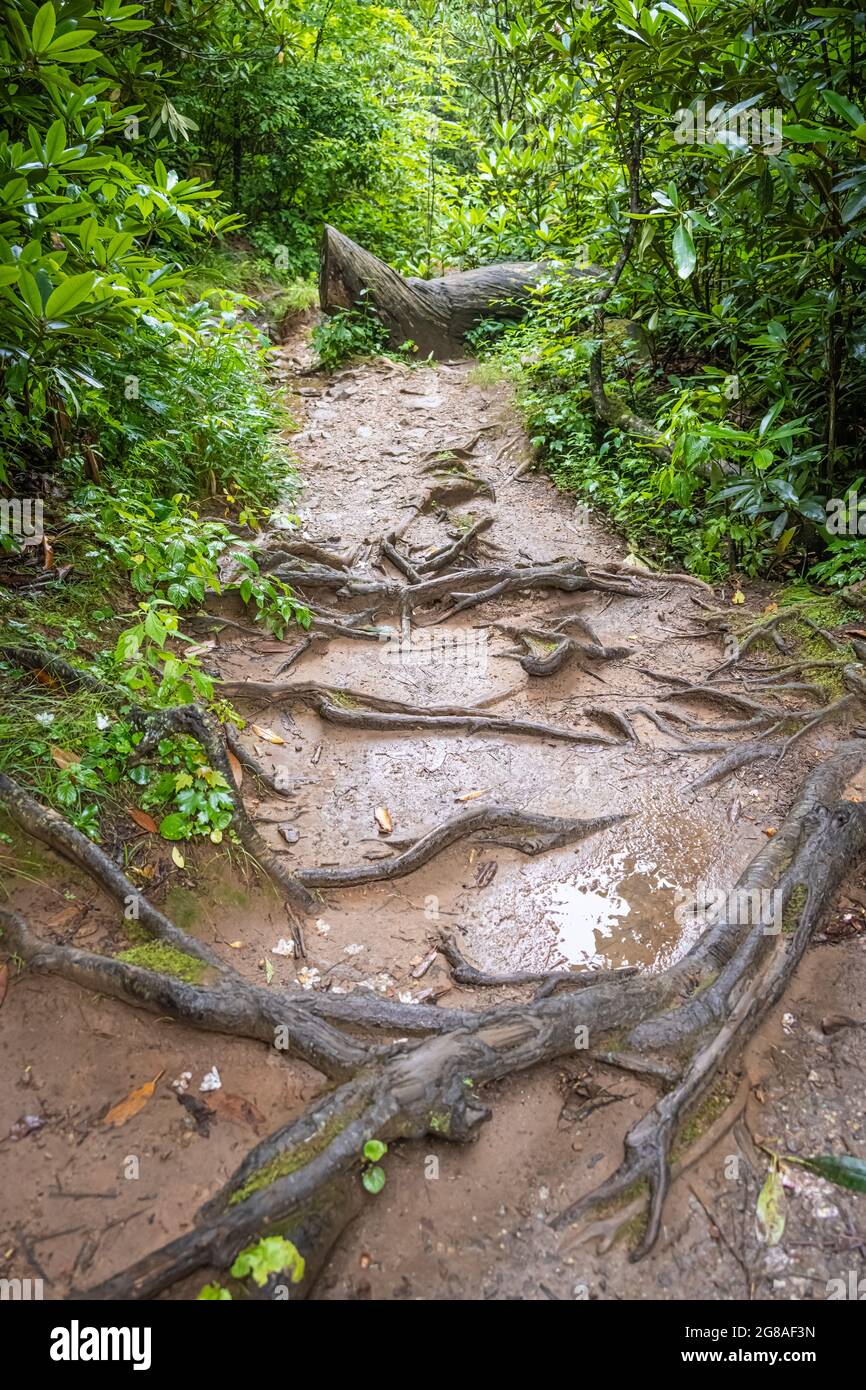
[116,941,207,984]
[782,883,808,935]
[328,690,360,710]
[229,1108,363,1205]
[671,1074,737,1163]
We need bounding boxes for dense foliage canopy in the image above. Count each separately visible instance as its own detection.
[2,0,865,585]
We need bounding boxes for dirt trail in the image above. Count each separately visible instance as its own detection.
[2,343,864,1302]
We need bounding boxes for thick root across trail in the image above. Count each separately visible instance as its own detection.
[4,352,866,1303]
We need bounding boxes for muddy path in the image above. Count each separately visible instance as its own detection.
[2,343,865,1302]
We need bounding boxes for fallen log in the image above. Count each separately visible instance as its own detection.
[318,224,604,358]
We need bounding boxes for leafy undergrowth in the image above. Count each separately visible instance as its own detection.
[185,246,318,341]
[467,277,866,589]
[310,291,429,371]
[1,376,310,864]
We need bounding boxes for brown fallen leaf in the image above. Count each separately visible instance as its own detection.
[42,537,54,570]
[103,1070,164,1128]
[455,788,489,803]
[226,749,244,789]
[128,807,159,834]
[50,746,81,770]
[0,963,8,1011]
[251,724,285,745]
[374,806,393,835]
[207,1092,266,1135]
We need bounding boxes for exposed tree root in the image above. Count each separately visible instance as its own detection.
[685,741,778,791]
[219,678,626,746]
[586,560,713,593]
[225,724,297,798]
[0,774,223,971]
[492,614,633,677]
[564,1076,749,1255]
[412,517,494,574]
[57,742,866,1298]
[438,932,637,992]
[265,559,642,621]
[258,540,359,572]
[0,908,371,1081]
[551,742,866,1255]
[294,805,629,890]
[129,704,315,924]
[0,647,313,921]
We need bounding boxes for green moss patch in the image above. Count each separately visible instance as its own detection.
[116,941,207,984]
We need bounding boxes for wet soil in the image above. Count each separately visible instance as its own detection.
[1,336,864,1301]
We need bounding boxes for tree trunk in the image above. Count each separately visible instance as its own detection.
[318,224,603,358]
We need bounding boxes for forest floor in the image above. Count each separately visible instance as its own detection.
[1,332,865,1301]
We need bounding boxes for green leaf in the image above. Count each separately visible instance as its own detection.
[782,123,847,143]
[31,2,56,52]
[197,1282,232,1301]
[799,1154,866,1194]
[159,812,189,841]
[44,272,96,318]
[45,117,66,164]
[841,185,866,224]
[672,222,696,279]
[230,1237,305,1288]
[755,1167,786,1246]
[363,1139,387,1162]
[822,91,865,130]
[143,608,168,647]
[44,29,98,53]
[18,268,43,317]
[362,1164,386,1195]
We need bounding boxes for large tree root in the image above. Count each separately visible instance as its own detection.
[220,679,626,746]
[61,742,866,1298]
[0,774,223,971]
[265,559,643,619]
[492,615,633,677]
[129,704,314,924]
[550,743,866,1256]
[438,932,637,992]
[0,908,371,1081]
[684,741,778,791]
[294,805,629,890]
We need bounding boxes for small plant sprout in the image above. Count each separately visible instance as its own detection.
[361,1139,388,1194]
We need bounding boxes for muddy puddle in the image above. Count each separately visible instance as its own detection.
[462,782,746,975]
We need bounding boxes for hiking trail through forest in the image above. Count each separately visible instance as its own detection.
[2,332,865,1302]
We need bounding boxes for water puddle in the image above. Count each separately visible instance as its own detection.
[465,786,749,975]
[535,852,681,971]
